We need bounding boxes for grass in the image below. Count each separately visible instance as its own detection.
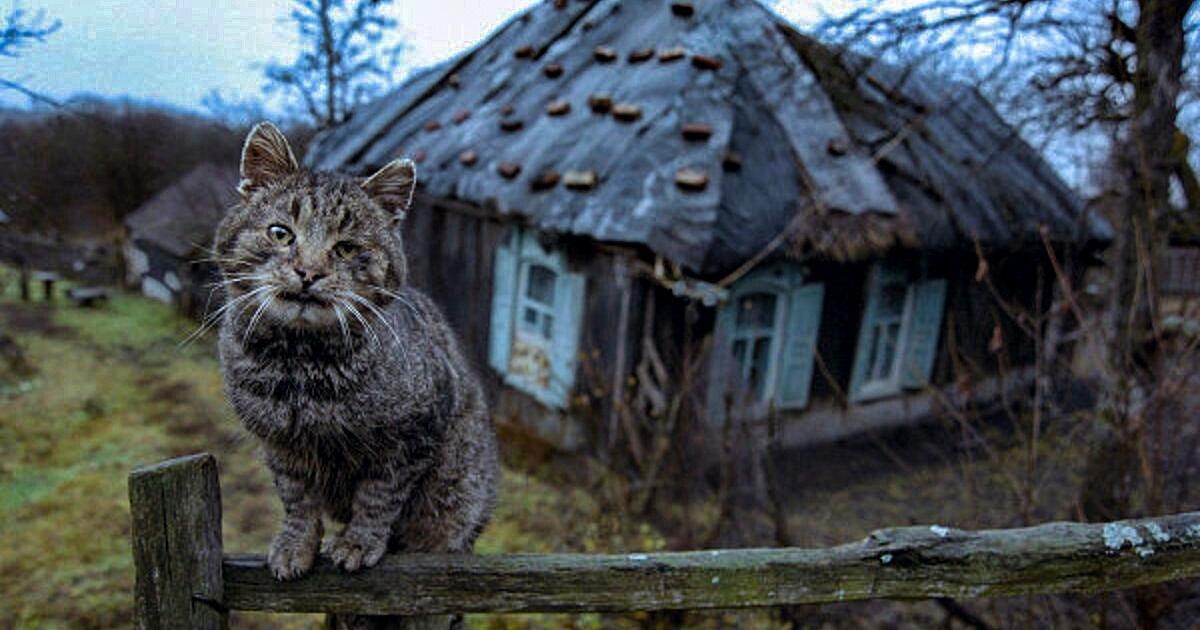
[0,267,1116,629]
[0,270,661,629]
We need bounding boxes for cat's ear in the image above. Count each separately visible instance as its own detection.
[362,158,416,219]
[238,122,299,199]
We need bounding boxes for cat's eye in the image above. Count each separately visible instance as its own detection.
[333,241,359,260]
[268,224,294,244]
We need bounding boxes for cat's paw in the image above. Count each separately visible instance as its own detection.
[268,528,321,581]
[326,526,388,572]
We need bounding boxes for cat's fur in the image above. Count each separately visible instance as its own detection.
[214,122,498,581]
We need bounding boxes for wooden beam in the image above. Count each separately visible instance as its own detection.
[129,453,227,629]
[223,511,1200,616]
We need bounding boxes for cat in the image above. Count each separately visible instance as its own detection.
[214,122,499,582]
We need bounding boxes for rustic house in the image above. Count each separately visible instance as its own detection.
[124,163,238,316]
[305,0,1109,450]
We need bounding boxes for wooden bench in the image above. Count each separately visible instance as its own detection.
[30,271,61,301]
[66,286,109,307]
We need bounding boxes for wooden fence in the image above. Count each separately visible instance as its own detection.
[129,453,1200,628]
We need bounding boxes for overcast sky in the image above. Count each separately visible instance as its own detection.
[0,0,846,112]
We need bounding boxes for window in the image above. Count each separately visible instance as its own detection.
[518,264,557,344]
[489,227,586,408]
[709,264,824,422]
[730,293,781,402]
[861,274,912,389]
[849,262,947,402]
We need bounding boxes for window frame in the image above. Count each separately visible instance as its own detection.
[849,261,946,403]
[488,226,585,410]
[708,263,825,422]
[726,287,787,405]
[856,269,916,399]
[515,261,558,351]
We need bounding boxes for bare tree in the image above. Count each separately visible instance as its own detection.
[0,2,60,104]
[819,2,1199,626]
[823,0,1194,496]
[0,99,245,232]
[263,0,407,130]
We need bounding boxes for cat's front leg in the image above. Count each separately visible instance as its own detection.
[267,468,324,580]
[327,466,420,572]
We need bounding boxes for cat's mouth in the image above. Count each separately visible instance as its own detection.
[266,291,339,328]
[280,292,329,307]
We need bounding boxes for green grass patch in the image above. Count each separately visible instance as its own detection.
[0,271,665,628]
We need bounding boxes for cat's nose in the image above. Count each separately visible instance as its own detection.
[294,266,325,288]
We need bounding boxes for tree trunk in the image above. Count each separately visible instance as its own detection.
[1107,0,1189,397]
[320,0,337,129]
[1096,2,1193,627]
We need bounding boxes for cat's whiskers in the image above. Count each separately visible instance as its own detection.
[196,274,271,327]
[194,254,254,269]
[205,273,271,290]
[192,245,258,269]
[338,297,381,348]
[342,291,412,368]
[242,288,278,344]
[180,284,274,347]
[332,301,351,346]
[368,284,421,321]
[341,291,403,346]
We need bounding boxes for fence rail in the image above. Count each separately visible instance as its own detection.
[130,453,1200,628]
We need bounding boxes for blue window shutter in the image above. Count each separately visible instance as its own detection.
[488,230,519,374]
[776,281,824,409]
[547,268,586,408]
[706,299,739,425]
[900,278,947,388]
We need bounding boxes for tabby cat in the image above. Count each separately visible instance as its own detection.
[214,122,498,581]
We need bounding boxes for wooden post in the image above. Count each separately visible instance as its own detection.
[129,453,227,629]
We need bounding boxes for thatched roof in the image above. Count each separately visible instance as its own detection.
[306,0,1108,276]
[125,163,238,258]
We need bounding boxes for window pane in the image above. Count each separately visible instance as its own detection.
[873,322,901,380]
[878,283,907,320]
[526,264,557,305]
[732,339,746,371]
[865,326,881,381]
[736,293,777,329]
[522,307,538,327]
[749,336,771,399]
[542,314,554,340]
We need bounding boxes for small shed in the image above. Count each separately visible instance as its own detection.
[306,0,1109,451]
[124,163,238,316]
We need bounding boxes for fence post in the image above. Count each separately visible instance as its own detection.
[129,453,227,629]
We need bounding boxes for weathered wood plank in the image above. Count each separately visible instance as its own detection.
[224,511,1200,616]
[129,453,227,629]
